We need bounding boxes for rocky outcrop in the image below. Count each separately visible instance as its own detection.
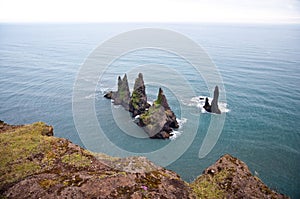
[191,154,288,199]
[0,122,192,199]
[203,97,211,112]
[203,86,221,114]
[0,122,288,199]
[0,120,23,133]
[129,73,150,117]
[138,88,179,139]
[104,74,131,110]
[105,74,179,139]
[211,86,221,114]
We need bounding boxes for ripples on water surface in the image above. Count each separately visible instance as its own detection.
[0,23,299,198]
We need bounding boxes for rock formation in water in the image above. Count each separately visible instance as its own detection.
[129,73,150,117]
[138,88,179,139]
[211,85,221,114]
[0,121,288,198]
[203,86,221,114]
[203,97,211,112]
[104,74,131,110]
[104,74,179,139]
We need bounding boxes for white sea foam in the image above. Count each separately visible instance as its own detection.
[84,93,95,99]
[98,87,111,94]
[176,117,187,129]
[170,130,182,140]
[170,117,187,140]
[184,96,230,113]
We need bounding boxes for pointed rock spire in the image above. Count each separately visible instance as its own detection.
[202,86,221,114]
[155,88,170,110]
[129,73,150,117]
[211,86,221,114]
[104,74,131,110]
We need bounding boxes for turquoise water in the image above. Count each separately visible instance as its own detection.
[0,23,299,198]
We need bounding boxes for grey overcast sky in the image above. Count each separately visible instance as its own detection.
[0,0,299,23]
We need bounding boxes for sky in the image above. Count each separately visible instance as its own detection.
[0,0,299,23]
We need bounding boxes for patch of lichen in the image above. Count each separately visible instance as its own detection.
[190,169,236,199]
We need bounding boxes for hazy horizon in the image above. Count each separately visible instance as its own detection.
[0,0,299,24]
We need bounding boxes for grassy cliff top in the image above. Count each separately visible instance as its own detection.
[0,121,288,198]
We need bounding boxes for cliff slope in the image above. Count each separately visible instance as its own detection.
[0,121,288,198]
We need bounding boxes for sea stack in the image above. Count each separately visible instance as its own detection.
[104,74,131,110]
[104,74,179,139]
[203,97,211,112]
[139,88,179,139]
[203,85,221,114]
[129,73,150,117]
[211,86,221,114]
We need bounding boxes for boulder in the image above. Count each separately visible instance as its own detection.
[129,73,150,117]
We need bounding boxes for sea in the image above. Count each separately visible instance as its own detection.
[0,23,299,198]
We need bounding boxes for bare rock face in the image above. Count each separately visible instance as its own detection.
[203,86,221,114]
[203,97,211,112]
[139,88,179,139]
[191,154,288,199]
[211,86,221,114]
[104,74,131,110]
[129,73,150,117]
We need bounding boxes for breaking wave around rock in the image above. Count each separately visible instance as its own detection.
[185,96,230,113]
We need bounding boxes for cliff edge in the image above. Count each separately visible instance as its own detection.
[0,121,288,198]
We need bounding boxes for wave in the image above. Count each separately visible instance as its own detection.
[170,130,182,141]
[170,117,187,140]
[177,118,187,128]
[184,96,230,113]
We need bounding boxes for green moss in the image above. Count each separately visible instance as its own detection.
[39,179,60,189]
[190,169,235,199]
[0,122,94,191]
[0,122,51,187]
[61,152,91,168]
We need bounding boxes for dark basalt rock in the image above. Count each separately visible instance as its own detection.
[129,73,150,117]
[139,88,179,139]
[203,86,221,114]
[104,74,131,110]
[203,97,211,112]
[211,86,221,114]
[105,74,179,139]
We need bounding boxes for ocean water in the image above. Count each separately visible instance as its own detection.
[0,23,299,198]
